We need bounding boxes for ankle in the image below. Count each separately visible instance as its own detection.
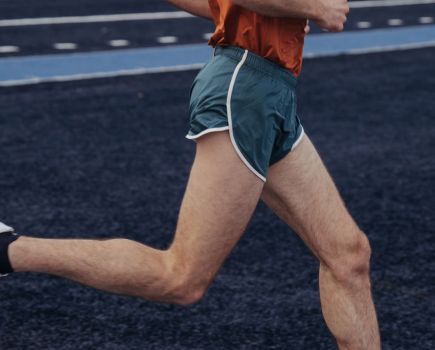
[0,233,20,274]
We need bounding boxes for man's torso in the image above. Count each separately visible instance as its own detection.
[208,0,307,76]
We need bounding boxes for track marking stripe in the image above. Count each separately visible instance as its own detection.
[303,40,435,58]
[0,46,19,53]
[0,64,205,87]
[0,12,194,27]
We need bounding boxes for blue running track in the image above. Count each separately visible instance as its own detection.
[0,25,434,86]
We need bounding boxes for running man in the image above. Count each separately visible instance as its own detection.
[0,0,381,348]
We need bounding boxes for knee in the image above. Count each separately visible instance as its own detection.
[167,275,209,306]
[325,231,372,286]
[158,254,210,306]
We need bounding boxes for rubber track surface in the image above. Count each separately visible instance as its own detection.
[0,48,434,349]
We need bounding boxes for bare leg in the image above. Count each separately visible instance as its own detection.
[9,132,264,305]
[262,135,381,349]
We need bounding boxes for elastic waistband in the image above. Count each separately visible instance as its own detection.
[214,46,297,88]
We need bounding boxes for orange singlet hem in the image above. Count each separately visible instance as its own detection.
[208,0,307,76]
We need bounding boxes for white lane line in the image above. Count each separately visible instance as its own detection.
[0,64,206,87]
[303,40,435,58]
[157,36,178,44]
[0,46,19,53]
[350,0,435,8]
[388,19,404,26]
[344,40,435,55]
[356,21,372,29]
[419,16,434,23]
[108,39,130,47]
[53,42,78,50]
[0,12,193,27]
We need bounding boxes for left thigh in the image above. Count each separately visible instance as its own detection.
[261,134,363,263]
[169,131,264,283]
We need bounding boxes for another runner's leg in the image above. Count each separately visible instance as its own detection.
[8,132,263,305]
[262,135,381,350]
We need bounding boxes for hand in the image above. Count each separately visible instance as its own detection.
[313,0,349,32]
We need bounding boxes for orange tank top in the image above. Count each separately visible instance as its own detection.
[208,0,306,76]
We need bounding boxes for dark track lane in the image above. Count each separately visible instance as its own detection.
[1,47,434,349]
[0,0,175,19]
[0,17,214,57]
[346,3,435,28]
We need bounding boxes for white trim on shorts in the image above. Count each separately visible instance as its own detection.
[185,126,230,140]
[291,127,305,151]
[226,50,267,182]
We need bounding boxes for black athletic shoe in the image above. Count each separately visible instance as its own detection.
[0,222,17,277]
[0,222,15,235]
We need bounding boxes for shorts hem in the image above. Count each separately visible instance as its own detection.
[269,126,305,167]
[290,126,305,152]
[185,126,230,140]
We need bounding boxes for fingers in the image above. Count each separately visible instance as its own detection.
[315,0,349,32]
[330,13,347,32]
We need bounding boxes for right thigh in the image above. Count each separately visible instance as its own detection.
[168,131,264,287]
[261,135,365,266]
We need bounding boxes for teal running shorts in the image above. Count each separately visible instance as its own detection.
[186,46,304,182]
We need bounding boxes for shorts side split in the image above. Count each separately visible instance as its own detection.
[186,46,304,182]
